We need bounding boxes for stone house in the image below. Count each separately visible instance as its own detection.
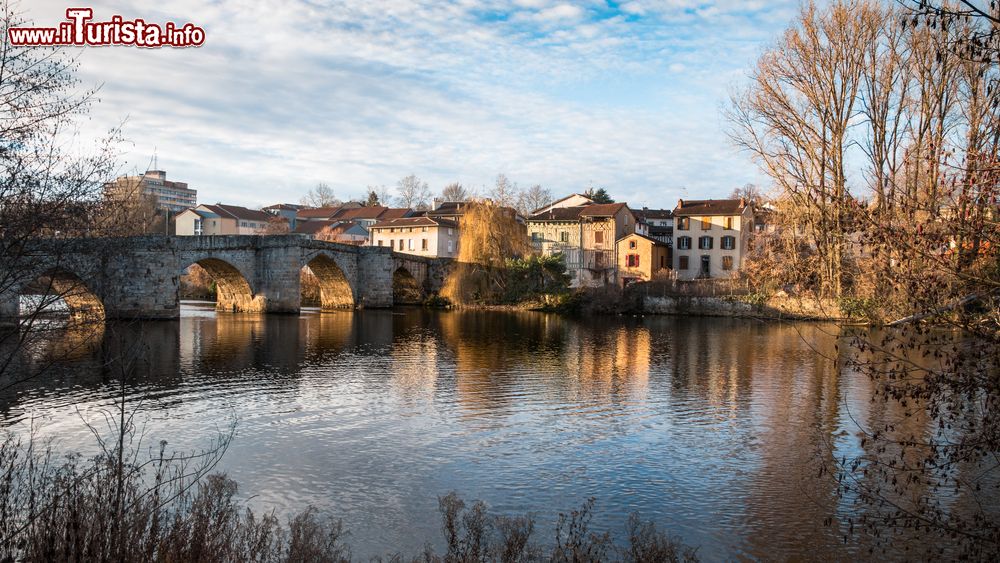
[527,202,636,287]
[616,233,670,286]
[369,217,460,258]
[175,204,280,236]
[671,198,753,280]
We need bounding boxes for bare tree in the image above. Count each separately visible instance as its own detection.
[441,182,468,202]
[395,174,432,209]
[728,183,764,205]
[299,182,339,208]
[489,173,520,208]
[521,184,552,215]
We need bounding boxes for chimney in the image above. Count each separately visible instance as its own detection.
[740,197,746,207]
[677,199,684,208]
[432,197,443,210]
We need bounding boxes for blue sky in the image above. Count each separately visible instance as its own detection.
[26,0,801,208]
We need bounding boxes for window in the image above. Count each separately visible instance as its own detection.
[560,231,569,243]
[531,232,542,242]
[701,217,712,230]
[378,240,383,246]
[721,236,735,250]
[422,226,428,232]
[399,239,404,249]
[701,256,711,276]
[421,239,428,250]
[408,239,414,250]
[193,218,202,235]
[594,231,604,244]
[699,236,713,250]
[660,256,665,268]
[678,236,691,250]
[629,240,637,249]
[390,239,395,250]
[725,216,734,230]
[679,256,689,270]
[722,256,733,270]
[447,240,454,253]
[677,217,690,230]
[625,254,640,268]
[448,228,454,235]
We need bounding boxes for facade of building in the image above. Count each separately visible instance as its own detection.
[616,233,670,286]
[635,208,674,246]
[527,202,636,287]
[369,217,460,258]
[104,170,197,213]
[671,198,753,280]
[175,204,280,236]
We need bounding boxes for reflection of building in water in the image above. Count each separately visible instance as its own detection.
[560,321,653,402]
[438,311,567,415]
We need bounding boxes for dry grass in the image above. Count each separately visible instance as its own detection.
[0,435,697,563]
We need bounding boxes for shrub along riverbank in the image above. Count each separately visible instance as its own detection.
[0,435,697,563]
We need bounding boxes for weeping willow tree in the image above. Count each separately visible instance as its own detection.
[441,200,529,305]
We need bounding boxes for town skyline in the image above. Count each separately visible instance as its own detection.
[22,0,800,209]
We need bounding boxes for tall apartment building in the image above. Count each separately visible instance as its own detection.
[104,169,197,213]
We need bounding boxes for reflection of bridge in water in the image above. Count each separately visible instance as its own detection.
[1,235,451,324]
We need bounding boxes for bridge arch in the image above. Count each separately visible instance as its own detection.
[304,253,354,309]
[392,266,424,305]
[182,257,264,313]
[17,268,105,322]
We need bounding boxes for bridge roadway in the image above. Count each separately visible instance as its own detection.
[0,235,450,323]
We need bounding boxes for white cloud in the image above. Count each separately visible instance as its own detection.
[19,0,790,208]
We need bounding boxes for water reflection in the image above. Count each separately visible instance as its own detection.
[0,306,986,560]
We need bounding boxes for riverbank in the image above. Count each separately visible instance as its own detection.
[437,289,850,322]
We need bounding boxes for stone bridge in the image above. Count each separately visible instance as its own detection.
[0,235,451,323]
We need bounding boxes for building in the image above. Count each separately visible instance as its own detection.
[104,169,197,213]
[369,217,459,258]
[616,233,670,286]
[263,203,308,230]
[634,208,673,246]
[175,204,281,236]
[527,202,636,287]
[671,198,753,280]
[294,202,363,223]
[295,220,369,244]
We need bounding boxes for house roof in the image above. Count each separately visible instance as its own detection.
[579,202,629,217]
[528,206,587,222]
[294,220,340,235]
[426,201,470,217]
[296,206,348,219]
[673,198,747,217]
[618,232,668,246]
[380,208,413,219]
[336,206,390,220]
[263,203,306,211]
[202,204,273,222]
[635,208,673,221]
[371,216,458,229]
[532,193,594,214]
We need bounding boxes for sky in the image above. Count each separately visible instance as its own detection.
[24,0,802,209]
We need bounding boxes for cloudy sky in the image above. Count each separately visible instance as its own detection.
[25,0,800,209]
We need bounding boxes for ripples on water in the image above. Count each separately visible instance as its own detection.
[0,304,939,560]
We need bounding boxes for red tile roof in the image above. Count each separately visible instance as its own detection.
[528,206,587,221]
[294,220,340,235]
[673,198,747,217]
[203,204,273,222]
[578,202,629,217]
[296,206,348,219]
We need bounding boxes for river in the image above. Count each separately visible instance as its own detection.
[0,304,970,560]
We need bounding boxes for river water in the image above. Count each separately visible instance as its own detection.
[0,304,963,560]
